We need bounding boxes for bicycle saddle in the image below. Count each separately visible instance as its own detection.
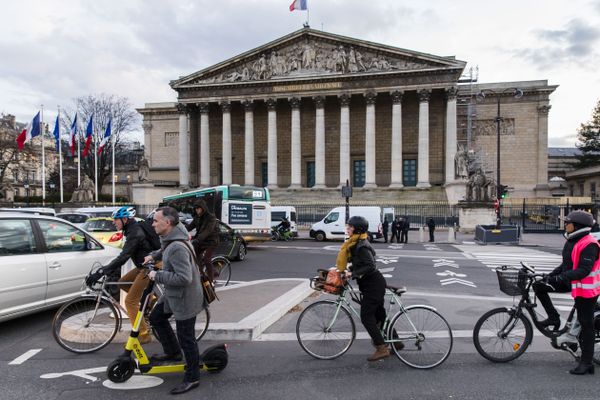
[386,285,407,295]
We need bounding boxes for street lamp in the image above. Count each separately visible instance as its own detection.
[49,182,56,207]
[477,87,523,228]
[23,180,30,206]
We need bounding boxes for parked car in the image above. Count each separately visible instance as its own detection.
[0,212,122,322]
[81,217,144,248]
[56,212,91,228]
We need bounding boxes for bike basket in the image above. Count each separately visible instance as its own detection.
[310,268,345,295]
[495,266,528,296]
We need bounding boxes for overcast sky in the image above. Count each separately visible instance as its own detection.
[1,0,599,147]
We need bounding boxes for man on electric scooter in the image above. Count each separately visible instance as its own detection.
[147,206,205,395]
[276,217,291,239]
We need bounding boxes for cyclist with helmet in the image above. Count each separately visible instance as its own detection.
[186,199,219,282]
[334,215,403,362]
[532,210,600,375]
[276,217,291,237]
[85,206,155,344]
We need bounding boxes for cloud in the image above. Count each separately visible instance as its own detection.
[513,18,600,70]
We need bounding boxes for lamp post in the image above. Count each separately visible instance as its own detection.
[49,182,56,207]
[23,180,30,206]
[477,87,523,228]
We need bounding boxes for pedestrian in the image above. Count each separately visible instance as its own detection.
[335,216,403,361]
[426,217,436,242]
[382,218,389,243]
[390,216,399,243]
[186,199,219,282]
[401,216,410,243]
[148,206,206,394]
[532,210,600,375]
[85,206,156,344]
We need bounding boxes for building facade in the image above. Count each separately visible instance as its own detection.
[138,28,556,201]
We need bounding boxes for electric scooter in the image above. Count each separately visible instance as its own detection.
[106,262,228,383]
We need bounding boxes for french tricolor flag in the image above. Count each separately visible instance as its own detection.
[289,0,307,11]
[97,118,112,155]
[70,113,78,156]
[16,111,41,150]
[82,115,93,157]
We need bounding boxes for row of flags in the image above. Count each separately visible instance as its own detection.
[16,111,112,157]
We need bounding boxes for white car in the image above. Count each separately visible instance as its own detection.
[0,212,122,322]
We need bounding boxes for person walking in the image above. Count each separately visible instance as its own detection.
[186,199,219,283]
[426,217,436,242]
[390,216,399,243]
[147,206,206,394]
[400,216,410,244]
[532,210,600,375]
[382,218,389,243]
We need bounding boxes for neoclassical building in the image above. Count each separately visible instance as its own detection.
[138,28,556,203]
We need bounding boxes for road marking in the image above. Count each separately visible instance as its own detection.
[103,375,163,390]
[41,366,107,382]
[379,267,395,273]
[440,277,477,287]
[9,349,42,365]
[433,259,459,268]
[436,270,467,278]
[376,256,399,265]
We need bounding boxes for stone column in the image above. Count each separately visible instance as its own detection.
[266,98,278,189]
[289,97,302,188]
[417,89,431,188]
[243,100,255,185]
[338,94,351,187]
[364,91,377,188]
[537,105,551,187]
[389,90,404,188]
[177,103,189,188]
[445,87,458,184]
[142,122,153,167]
[198,102,210,187]
[221,101,232,185]
[314,95,326,188]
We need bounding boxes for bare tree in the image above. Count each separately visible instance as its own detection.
[61,94,140,194]
[0,116,21,187]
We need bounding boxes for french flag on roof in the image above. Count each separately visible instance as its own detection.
[289,0,307,11]
[82,115,93,157]
[16,111,41,150]
[97,118,112,155]
[70,114,77,156]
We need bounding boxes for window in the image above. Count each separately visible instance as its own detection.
[591,182,596,199]
[0,219,36,256]
[82,219,115,232]
[306,161,315,188]
[403,159,417,187]
[579,183,585,196]
[37,220,87,253]
[324,212,339,224]
[272,211,286,221]
[261,162,268,187]
[353,160,365,187]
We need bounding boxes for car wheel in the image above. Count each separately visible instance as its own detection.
[315,231,326,242]
[236,242,247,261]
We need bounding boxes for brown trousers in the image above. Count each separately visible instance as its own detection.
[118,268,151,337]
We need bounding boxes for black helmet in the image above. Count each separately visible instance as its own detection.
[564,210,595,228]
[347,215,369,234]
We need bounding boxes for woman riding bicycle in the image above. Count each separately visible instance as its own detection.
[335,216,402,361]
[532,210,600,375]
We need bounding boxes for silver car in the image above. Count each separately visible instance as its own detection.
[0,212,122,322]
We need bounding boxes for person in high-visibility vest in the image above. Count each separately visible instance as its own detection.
[533,210,600,375]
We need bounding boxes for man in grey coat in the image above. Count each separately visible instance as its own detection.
[148,206,205,395]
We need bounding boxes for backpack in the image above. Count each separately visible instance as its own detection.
[139,217,161,251]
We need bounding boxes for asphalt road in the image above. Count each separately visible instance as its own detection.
[1,240,595,400]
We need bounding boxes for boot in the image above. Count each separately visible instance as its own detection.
[367,345,390,362]
[569,362,595,375]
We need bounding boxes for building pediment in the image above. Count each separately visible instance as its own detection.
[171,28,465,89]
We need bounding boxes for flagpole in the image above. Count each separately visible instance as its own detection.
[94,129,98,202]
[41,104,46,205]
[111,124,115,205]
[77,119,81,186]
[57,106,64,203]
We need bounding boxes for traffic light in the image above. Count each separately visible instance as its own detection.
[498,184,509,199]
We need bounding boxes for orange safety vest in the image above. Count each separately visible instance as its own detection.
[571,234,600,298]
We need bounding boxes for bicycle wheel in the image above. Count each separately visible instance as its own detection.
[212,257,231,287]
[155,307,211,342]
[473,307,533,363]
[296,300,355,360]
[52,296,120,353]
[388,305,453,369]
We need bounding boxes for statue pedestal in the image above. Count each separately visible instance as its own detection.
[444,180,467,205]
[457,201,496,233]
[132,183,181,205]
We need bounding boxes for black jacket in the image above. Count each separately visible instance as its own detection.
[427,218,435,231]
[349,239,377,279]
[382,220,389,233]
[186,204,219,249]
[103,219,153,274]
[550,230,599,282]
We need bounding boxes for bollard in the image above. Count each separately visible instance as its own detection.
[447,227,455,243]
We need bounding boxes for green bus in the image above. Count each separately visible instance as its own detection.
[161,185,271,242]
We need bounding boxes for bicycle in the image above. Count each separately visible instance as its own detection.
[296,271,453,369]
[52,268,210,354]
[472,262,600,363]
[211,255,231,287]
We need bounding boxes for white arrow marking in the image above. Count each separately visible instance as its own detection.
[378,267,395,273]
[433,261,459,268]
[440,278,476,287]
[377,258,399,265]
[436,270,467,278]
[388,244,404,250]
[41,366,107,382]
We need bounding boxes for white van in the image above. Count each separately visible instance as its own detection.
[271,206,298,236]
[309,206,383,241]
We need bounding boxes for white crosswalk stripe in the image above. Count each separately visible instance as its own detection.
[454,244,562,273]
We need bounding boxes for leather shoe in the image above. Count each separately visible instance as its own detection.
[569,363,595,375]
[150,353,182,363]
[538,317,560,330]
[170,380,199,395]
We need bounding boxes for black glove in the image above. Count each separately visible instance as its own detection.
[546,275,563,288]
[85,269,104,287]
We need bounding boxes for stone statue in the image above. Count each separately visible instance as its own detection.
[454,145,469,179]
[0,181,14,202]
[138,157,150,182]
[70,175,95,203]
[466,168,492,202]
